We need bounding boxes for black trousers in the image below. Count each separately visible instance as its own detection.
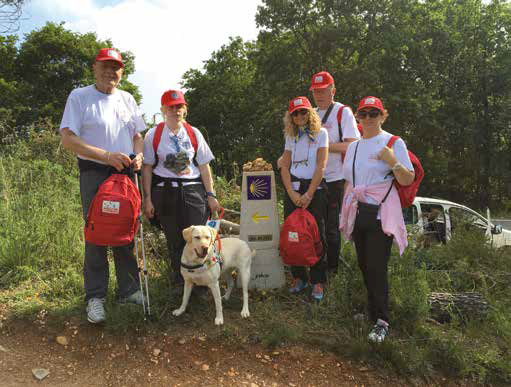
[351,215,393,324]
[284,188,328,284]
[325,180,344,272]
[151,184,210,272]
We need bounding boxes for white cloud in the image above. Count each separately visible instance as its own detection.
[21,0,262,121]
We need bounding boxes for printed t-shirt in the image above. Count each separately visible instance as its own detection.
[143,123,214,184]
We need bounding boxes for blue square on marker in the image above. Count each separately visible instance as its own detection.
[247,175,271,200]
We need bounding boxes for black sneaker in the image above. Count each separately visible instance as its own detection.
[368,319,389,343]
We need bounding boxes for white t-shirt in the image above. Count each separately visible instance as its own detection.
[59,85,146,162]
[284,128,329,184]
[143,123,214,182]
[343,130,414,204]
[317,102,360,182]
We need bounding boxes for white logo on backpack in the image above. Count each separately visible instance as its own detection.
[288,231,299,242]
[102,200,120,214]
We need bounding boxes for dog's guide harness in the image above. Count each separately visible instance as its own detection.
[181,232,223,273]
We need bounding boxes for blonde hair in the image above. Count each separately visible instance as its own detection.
[283,107,322,138]
[161,104,188,122]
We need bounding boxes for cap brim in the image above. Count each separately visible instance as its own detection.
[309,83,331,90]
[289,106,310,114]
[96,57,125,67]
[357,104,383,112]
[162,100,187,106]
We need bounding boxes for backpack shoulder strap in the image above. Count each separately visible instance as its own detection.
[152,122,165,167]
[183,121,198,152]
[337,105,346,141]
[387,135,400,148]
[183,121,199,166]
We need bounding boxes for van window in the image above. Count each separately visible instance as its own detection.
[420,204,446,244]
[403,205,418,225]
[449,207,487,235]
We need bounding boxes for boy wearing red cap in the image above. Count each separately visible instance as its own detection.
[60,48,146,324]
[142,90,220,287]
[309,71,360,275]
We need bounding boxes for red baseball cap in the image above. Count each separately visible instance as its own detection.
[357,96,385,112]
[95,48,124,67]
[161,90,187,106]
[288,96,312,113]
[309,71,334,90]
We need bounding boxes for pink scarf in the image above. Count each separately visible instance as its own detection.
[339,181,408,255]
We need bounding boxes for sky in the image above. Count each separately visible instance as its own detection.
[16,0,263,121]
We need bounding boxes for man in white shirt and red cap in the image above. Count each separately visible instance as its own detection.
[60,48,146,324]
[309,71,360,274]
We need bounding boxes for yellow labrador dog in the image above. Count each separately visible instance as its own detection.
[172,225,255,325]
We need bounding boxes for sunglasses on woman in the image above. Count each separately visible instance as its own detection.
[357,109,381,119]
[291,109,309,117]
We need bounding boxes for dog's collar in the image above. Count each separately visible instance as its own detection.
[182,243,223,273]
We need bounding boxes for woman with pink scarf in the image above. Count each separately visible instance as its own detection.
[340,96,415,343]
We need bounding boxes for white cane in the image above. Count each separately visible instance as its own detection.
[134,171,151,316]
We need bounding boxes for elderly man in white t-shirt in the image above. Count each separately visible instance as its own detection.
[309,71,360,274]
[60,48,146,324]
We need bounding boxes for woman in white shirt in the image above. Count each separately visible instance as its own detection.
[142,90,220,286]
[280,96,329,301]
[341,96,415,343]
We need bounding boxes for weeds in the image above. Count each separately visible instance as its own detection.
[1,128,510,383]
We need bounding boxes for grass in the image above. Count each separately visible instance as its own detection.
[1,128,510,384]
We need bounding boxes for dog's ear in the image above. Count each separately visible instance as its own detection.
[182,226,194,243]
[208,226,218,243]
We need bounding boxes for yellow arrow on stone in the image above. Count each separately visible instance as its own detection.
[252,212,269,224]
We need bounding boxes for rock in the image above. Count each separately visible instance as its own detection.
[178,339,186,345]
[0,345,8,352]
[56,336,68,346]
[32,368,50,380]
[201,364,210,371]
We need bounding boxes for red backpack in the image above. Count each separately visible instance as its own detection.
[152,121,198,166]
[279,209,323,266]
[84,174,141,246]
[387,136,424,208]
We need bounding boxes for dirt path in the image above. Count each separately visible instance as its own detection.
[0,315,405,387]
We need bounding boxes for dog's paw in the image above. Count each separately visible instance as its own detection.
[214,316,224,325]
[241,308,250,318]
[172,308,184,316]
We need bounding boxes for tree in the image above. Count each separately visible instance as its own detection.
[0,0,24,33]
[183,0,511,209]
[0,22,141,128]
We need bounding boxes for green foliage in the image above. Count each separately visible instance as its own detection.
[1,125,510,382]
[1,22,141,127]
[184,0,511,210]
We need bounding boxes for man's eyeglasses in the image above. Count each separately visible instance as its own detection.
[291,109,309,117]
[357,109,381,119]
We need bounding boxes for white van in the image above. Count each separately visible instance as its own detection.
[403,197,511,248]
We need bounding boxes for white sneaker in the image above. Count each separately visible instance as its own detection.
[119,290,144,305]
[86,298,106,323]
[368,318,389,343]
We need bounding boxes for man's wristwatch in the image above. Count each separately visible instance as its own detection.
[206,191,217,199]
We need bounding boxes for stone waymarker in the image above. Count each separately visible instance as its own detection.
[239,170,285,289]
